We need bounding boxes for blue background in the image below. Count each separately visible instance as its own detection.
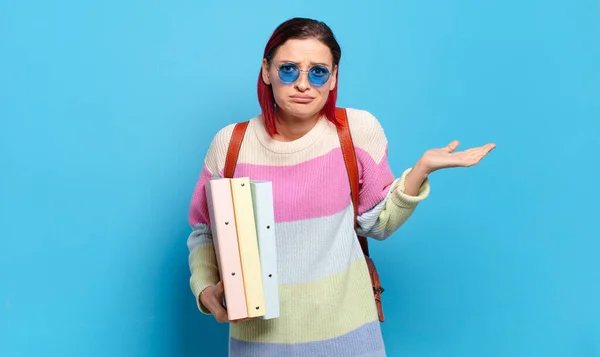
[1,0,599,356]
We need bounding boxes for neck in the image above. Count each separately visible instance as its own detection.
[273,110,320,142]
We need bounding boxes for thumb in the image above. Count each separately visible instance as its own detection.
[215,281,225,299]
[445,140,459,153]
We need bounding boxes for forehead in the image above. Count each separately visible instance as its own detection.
[273,38,333,65]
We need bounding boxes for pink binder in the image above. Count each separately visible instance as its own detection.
[205,178,248,320]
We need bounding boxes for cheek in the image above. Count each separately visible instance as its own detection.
[315,87,330,101]
[271,82,287,100]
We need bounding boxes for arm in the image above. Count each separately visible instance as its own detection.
[347,109,430,240]
[187,166,220,314]
[352,109,495,240]
[356,167,430,240]
[403,161,430,196]
[187,126,232,313]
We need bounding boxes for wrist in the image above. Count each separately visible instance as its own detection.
[411,159,431,179]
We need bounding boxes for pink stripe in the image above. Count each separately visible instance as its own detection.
[232,147,394,223]
[355,148,395,215]
[188,165,212,226]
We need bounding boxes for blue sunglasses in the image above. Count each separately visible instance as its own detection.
[275,62,332,87]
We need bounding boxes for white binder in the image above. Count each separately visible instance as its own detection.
[250,180,280,319]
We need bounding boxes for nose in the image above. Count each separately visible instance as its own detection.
[294,71,310,91]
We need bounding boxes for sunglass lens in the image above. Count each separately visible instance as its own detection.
[308,65,330,86]
[278,63,299,83]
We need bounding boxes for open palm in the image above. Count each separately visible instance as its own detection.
[420,140,496,173]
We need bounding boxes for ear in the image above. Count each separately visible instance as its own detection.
[329,65,338,91]
[261,59,271,85]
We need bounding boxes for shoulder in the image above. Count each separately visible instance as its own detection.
[208,123,236,153]
[344,107,388,163]
[345,107,387,142]
[203,119,250,175]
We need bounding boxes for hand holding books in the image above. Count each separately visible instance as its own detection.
[199,282,249,324]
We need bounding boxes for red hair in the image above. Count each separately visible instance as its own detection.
[257,18,342,137]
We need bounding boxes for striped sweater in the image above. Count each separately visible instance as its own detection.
[187,108,430,356]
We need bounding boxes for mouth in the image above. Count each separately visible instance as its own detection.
[289,95,315,103]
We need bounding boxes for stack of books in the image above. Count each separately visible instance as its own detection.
[205,177,280,320]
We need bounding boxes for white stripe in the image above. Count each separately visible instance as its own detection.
[274,205,364,285]
[356,182,395,240]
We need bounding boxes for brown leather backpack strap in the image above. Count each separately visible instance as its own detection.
[224,121,249,178]
[335,108,369,256]
[335,107,385,322]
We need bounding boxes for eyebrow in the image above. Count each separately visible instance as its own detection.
[277,59,332,67]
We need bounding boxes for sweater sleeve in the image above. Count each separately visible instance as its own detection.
[186,125,233,313]
[347,109,431,240]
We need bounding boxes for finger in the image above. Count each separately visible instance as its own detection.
[460,143,495,154]
[461,145,491,158]
[472,144,495,158]
[445,140,460,153]
[462,146,493,166]
[476,143,496,154]
[212,281,225,301]
[202,284,228,323]
[213,307,229,323]
[450,143,495,167]
[205,298,229,323]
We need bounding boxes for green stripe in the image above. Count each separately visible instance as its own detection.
[230,257,379,343]
[189,245,219,314]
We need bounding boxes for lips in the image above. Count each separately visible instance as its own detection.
[290,95,315,103]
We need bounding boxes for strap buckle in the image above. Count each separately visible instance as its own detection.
[373,286,385,294]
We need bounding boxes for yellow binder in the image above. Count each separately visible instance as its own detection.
[230,177,266,317]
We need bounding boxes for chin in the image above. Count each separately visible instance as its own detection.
[285,102,323,119]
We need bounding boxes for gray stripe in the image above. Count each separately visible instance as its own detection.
[229,320,386,357]
[356,184,393,240]
[187,206,373,285]
[274,205,364,285]
[187,224,212,253]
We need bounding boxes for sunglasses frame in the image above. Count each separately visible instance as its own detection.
[272,61,334,87]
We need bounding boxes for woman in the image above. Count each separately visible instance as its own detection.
[187,17,495,357]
